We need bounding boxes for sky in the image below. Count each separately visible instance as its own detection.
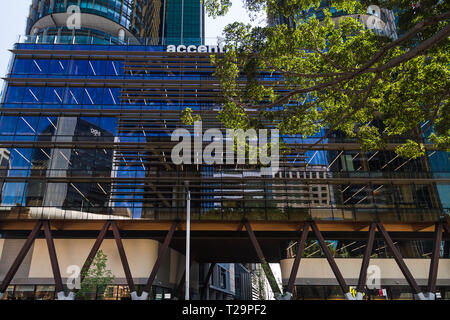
[0,0,265,80]
[204,0,267,44]
[0,1,31,82]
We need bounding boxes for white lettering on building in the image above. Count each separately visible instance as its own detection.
[166,44,225,53]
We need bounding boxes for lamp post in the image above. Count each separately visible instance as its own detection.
[185,190,191,300]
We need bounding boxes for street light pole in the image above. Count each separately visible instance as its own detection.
[185,190,191,300]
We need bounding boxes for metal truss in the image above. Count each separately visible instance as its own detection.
[0,220,448,300]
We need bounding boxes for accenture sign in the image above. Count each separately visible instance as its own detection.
[166,44,225,53]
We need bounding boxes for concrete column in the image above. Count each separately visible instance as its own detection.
[57,291,75,300]
[131,291,149,300]
[344,292,355,300]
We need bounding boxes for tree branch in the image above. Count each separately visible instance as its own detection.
[248,11,450,109]
[307,73,381,148]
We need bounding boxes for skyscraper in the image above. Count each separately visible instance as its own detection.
[26,0,205,45]
[0,1,448,301]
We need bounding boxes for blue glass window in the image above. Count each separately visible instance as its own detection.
[82,88,103,105]
[88,60,106,76]
[67,59,88,77]
[44,87,64,104]
[16,116,38,135]
[63,87,83,105]
[436,184,450,211]
[49,59,69,75]
[23,87,43,104]
[30,59,50,74]
[12,59,31,74]
[106,61,123,76]
[37,116,57,135]
[104,88,120,105]
[2,182,27,206]
[0,116,18,135]
[5,86,24,103]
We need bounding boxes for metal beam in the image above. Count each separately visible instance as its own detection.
[79,221,111,284]
[0,219,440,233]
[142,220,178,294]
[0,220,42,294]
[110,220,136,293]
[376,223,423,297]
[42,220,64,293]
[244,220,281,295]
[310,221,352,299]
[201,263,216,300]
[286,222,310,295]
[356,222,376,299]
[427,223,443,298]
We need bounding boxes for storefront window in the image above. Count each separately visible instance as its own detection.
[389,286,413,300]
[326,286,343,300]
[299,286,327,300]
[115,285,131,300]
[13,285,35,300]
[35,285,55,300]
[1,286,14,300]
[98,285,116,300]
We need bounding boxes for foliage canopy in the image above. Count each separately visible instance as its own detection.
[76,250,115,300]
[201,0,449,158]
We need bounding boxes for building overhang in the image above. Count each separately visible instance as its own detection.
[0,220,447,263]
[0,219,441,232]
[29,12,138,43]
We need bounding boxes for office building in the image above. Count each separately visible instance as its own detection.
[26,0,205,45]
[0,0,448,300]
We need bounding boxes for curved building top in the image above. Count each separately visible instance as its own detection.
[26,0,204,45]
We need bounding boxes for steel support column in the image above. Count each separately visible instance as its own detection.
[133,220,178,300]
[57,220,113,300]
[110,220,136,293]
[285,222,310,299]
[243,220,281,296]
[79,220,111,284]
[376,222,425,299]
[310,221,353,300]
[201,263,216,300]
[444,224,450,233]
[0,220,42,298]
[426,222,443,300]
[355,222,376,300]
[42,220,64,295]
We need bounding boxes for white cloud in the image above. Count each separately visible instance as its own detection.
[205,0,267,44]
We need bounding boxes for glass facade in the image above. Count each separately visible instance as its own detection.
[164,0,204,45]
[26,0,204,45]
[0,40,448,223]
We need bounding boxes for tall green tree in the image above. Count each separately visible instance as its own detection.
[201,0,449,158]
[252,266,268,299]
[76,250,115,300]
